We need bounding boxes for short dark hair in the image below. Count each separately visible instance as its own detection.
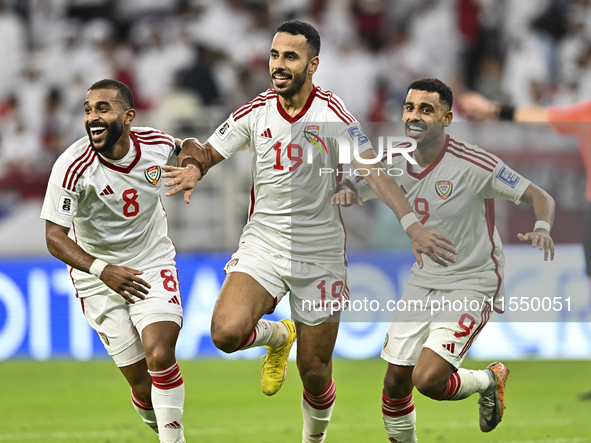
[276,20,321,58]
[88,79,134,109]
[407,78,453,111]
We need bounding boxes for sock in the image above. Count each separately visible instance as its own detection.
[382,391,417,443]
[301,378,336,443]
[439,368,492,401]
[148,362,185,443]
[236,319,288,350]
[131,389,158,433]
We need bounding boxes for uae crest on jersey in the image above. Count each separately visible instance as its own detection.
[144,166,161,185]
[98,332,110,346]
[435,180,453,200]
[303,125,328,154]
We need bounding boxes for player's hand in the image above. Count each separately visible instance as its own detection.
[331,187,363,207]
[100,265,151,304]
[457,92,498,121]
[518,229,555,261]
[162,164,201,204]
[406,222,457,268]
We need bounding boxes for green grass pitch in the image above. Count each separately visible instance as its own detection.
[1,359,589,442]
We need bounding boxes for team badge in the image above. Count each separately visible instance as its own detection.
[98,332,110,346]
[435,180,453,200]
[144,166,161,185]
[225,258,239,271]
[304,125,328,154]
[383,333,389,349]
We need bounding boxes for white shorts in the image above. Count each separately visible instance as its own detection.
[81,267,183,367]
[380,284,493,369]
[224,242,349,326]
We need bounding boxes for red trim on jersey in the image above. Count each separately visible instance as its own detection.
[63,145,96,191]
[448,138,498,168]
[98,132,142,173]
[459,302,491,358]
[248,173,255,221]
[233,90,277,121]
[316,88,355,124]
[339,207,348,266]
[484,198,503,312]
[135,131,174,149]
[447,146,494,173]
[406,135,450,179]
[276,86,317,124]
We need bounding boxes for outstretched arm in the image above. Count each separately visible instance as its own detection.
[45,220,150,303]
[350,151,458,268]
[517,183,556,261]
[162,139,225,204]
[458,91,550,124]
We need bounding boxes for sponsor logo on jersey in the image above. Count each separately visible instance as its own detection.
[383,333,389,349]
[216,120,234,141]
[435,180,453,200]
[98,332,110,346]
[496,165,520,188]
[347,125,370,146]
[260,128,273,138]
[304,126,328,154]
[442,343,456,354]
[100,185,114,196]
[144,166,161,185]
[57,194,74,215]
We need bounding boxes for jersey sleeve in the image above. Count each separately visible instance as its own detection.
[481,161,531,203]
[547,100,591,135]
[40,159,79,228]
[206,112,251,159]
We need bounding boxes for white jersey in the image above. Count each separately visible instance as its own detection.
[207,86,372,263]
[353,134,531,310]
[41,127,179,297]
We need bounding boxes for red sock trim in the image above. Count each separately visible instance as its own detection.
[382,391,415,417]
[148,361,184,390]
[303,378,336,410]
[131,389,153,410]
[439,372,461,400]
[235,329,257,351]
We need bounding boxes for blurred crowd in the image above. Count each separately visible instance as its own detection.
[0,0,590,202]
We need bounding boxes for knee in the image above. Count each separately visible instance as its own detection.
[145,345,175,372]
[298,361,330,393]
[383,365,413,398]
[412,371,445,400]
[210,319,247,353]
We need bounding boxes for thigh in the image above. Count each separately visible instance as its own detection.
[425,289,493,369]
[380,285,433,366]
[82,292,145,367]
[289,260,349,326]
[220,243,289,318]
[129,267,183,337]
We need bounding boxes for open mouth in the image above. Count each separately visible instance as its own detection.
[272,72,292,86]
[89,125,107,140]
[406,123,426,136]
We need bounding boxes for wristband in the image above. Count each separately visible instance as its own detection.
[89,259,108,278]
[534,220,551,232]
[400,212,420,232]
[499,104,515,121]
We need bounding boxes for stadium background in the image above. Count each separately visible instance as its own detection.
[0,1,590,441]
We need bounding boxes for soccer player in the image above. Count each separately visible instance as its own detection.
[41,79,186,443]
[459,91,591,399]
[333,78,555,442]
[162,22,456,443]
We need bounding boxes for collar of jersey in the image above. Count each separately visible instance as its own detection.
[97,131,142,173]
[406,134,450,180]
[276,85,317,124]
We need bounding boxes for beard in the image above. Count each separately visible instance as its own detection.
[273,65,308,98]
[87,119,124,153]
